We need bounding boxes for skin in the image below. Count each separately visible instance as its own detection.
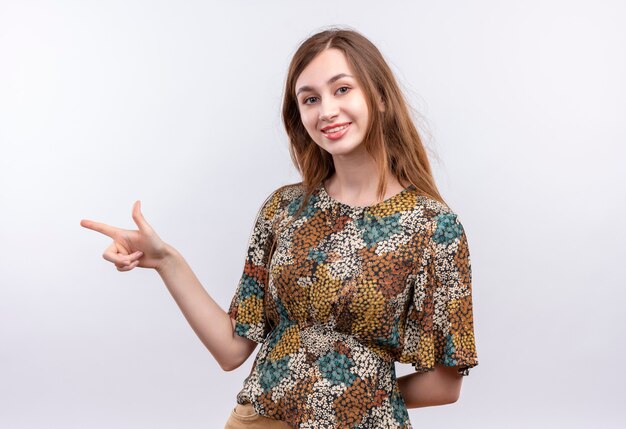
[80,47,463,410]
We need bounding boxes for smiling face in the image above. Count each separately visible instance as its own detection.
[295,48,372,158]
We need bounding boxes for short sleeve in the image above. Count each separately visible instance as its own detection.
[399,211,479,376]
[227,189,280,343]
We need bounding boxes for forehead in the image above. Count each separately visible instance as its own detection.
[295,48,355,88]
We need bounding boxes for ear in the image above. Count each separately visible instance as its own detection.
[377,95,386,113]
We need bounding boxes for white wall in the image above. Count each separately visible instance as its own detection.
[1,0,624,428]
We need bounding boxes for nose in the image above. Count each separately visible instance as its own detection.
[318,99,339,122]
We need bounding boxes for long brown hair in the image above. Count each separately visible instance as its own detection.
[282,27,447,218]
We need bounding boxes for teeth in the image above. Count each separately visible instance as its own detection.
[324,124,349,133]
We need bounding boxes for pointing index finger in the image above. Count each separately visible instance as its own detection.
[80,219,120,239]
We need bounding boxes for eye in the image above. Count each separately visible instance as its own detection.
[303,96,318,105]
[336,86,350,95]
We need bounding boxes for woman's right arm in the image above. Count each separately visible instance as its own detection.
[80,200,258,371]
[155,244,258,371]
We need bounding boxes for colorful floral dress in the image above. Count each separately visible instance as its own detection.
[228,182,478,428]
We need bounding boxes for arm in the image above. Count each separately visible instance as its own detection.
[397,364,463,408]
[80,201,258,372]
[156,245,259,371]
[397,212,477,408]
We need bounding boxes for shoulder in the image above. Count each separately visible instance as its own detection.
[255,181,306,219]
[406,190,468,245]
[275,181,307,201]
[260,181,306,206]
[405,189,457,222]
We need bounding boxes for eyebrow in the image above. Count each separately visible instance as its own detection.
[296,73,354,97]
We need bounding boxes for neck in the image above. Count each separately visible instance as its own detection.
[324,152,406,206]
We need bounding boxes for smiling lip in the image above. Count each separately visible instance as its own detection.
[321,122,351,140]
[321,122,351,132]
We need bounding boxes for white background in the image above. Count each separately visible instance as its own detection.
[1,0,625,428]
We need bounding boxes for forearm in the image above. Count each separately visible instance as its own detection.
[155,245,241,370]
[397,365,462,408]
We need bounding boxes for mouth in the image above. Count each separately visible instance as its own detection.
[321,122,351,141]
[321,122,352,138]
[321,122,351,133]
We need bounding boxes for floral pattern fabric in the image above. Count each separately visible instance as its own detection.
[228,182,478,428]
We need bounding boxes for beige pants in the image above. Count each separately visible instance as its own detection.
[224,403,292,429]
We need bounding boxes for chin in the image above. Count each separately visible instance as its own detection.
[326,146,363,157]
[312,135,365,156]
[327,140,365,154]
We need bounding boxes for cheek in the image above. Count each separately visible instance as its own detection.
[300,110,317,132]
[349,100,369,121]
[345,93,370,121]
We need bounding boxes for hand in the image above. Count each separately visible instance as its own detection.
[80,201,171,272]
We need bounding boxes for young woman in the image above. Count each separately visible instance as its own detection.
[81,28,478,429]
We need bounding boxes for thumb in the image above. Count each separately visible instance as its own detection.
[132,200,152,232]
